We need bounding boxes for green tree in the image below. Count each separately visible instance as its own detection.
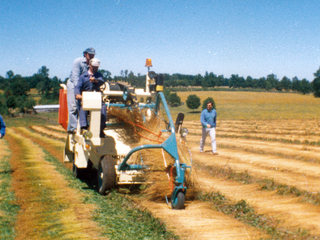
[312,77,320,97]
[0,76,5,89]
[186,94,200,112]
[229,74,246,88]
[23,98,36,112]
[194,74,203,86]
[266,74,279,90]
[312,67,320,97]
[203,72,216,88]
[258,77,266,89]
[168,92,181,107]
[299,79,312,94]
[163,89,171,100]
[38,66,49,77]
[8,75,30,97]
[0,101,7,115]
[245,76,253,88]
[314,67,320,78]
[216,75,224,86]
[36,77,51,94]
[6,70,14,79]
[292,77,301,92]
[228,74,238,88]
[6,96,16,115]
[99,69,112,81]
[280,76,292,91]
[202,97,216,110]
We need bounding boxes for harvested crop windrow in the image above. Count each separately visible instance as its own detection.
[189,139,320,181]
[189,128,320,145]
[186,119,320,144]
[30,125,66,139]
[6,128,106,240]
[216,138,320,162]
[16,127,66,166]
[191,146,320,193]
[0,139,10,157]
[188,136,320,163]
[46,125,66,132]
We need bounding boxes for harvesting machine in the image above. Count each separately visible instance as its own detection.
[59,59,191,209]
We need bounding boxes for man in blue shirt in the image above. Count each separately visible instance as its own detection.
[0,115,6,138]
[67,48,96,134]
[200,101,218,155]
[75,58,106,137]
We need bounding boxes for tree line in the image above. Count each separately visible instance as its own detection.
[1,65,320,115]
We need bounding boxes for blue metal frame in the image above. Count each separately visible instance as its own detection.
[116,92,191,208]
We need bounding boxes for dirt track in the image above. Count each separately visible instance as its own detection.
[4,120,320,239]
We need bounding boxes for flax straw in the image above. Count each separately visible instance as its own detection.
[108,107,198,201]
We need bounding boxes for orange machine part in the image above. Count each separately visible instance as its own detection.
[58,88,68,131]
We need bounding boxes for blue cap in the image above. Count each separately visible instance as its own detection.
[83,48,96,55]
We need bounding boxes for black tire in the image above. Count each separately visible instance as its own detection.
[97,155,116,195]
[172,191,185,210]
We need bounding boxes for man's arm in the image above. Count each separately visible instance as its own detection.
[0,116,6,138]
[93,73,105,91]
[70,58,83,85]
[200,111,210,128]
[74,75,84,99]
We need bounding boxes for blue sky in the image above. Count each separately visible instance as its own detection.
[1,0,320,81]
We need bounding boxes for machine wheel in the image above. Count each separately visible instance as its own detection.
[172,191,185,210]
[97,155,116,195]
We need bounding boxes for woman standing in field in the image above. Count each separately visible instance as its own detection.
[199,101,218,155]
[0,115,6,138]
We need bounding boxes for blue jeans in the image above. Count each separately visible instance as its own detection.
[67,80,78,131]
